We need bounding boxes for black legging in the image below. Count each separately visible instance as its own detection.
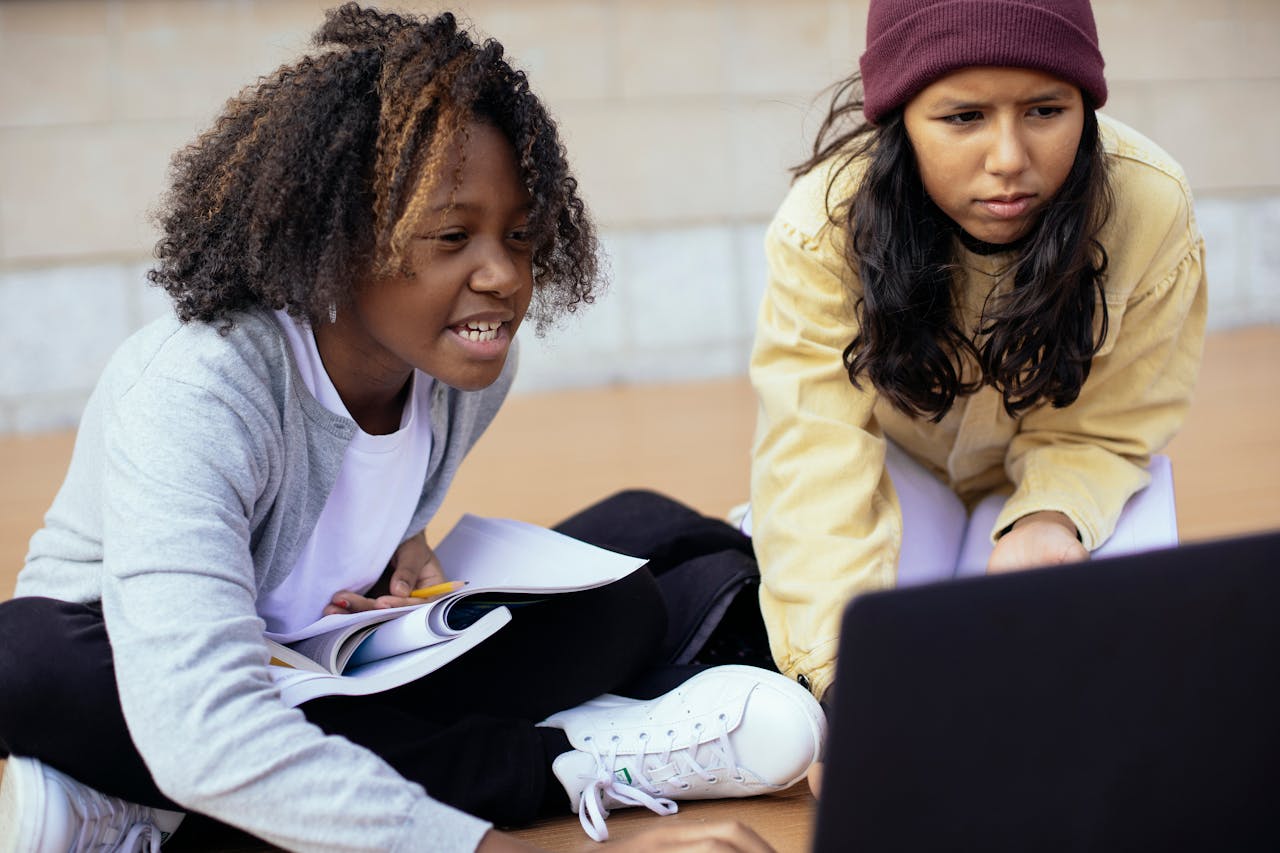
[0,490,767,829]
[0,567,669,829]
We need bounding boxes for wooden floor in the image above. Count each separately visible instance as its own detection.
[2,325,1278,851]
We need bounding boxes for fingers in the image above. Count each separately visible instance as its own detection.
[386,537,446,598]
[807,761,824,799]
[324,534,451,614]
[988,514,1090,574]
[1061,538,1090,564]
[322,591,378,615]
[419,546,446,586]
[377,555,447,610]
[385,560,420,599]
[613,820,777,853]
[1039,526,1088,566]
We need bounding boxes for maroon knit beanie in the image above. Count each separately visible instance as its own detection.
[859,0,1107,124]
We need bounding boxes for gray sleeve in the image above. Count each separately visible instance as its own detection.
[100,375,492,853]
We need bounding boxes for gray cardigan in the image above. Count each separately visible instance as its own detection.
[17,309,513,852]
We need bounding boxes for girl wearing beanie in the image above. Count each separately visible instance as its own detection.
[749,0,1207,715]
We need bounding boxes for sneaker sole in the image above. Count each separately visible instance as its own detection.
[0,756,46,853]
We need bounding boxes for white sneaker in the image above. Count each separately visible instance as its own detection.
[0,755,184,853]
[539,664,825,841]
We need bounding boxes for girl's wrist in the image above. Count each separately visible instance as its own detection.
[1011,510,1080,540]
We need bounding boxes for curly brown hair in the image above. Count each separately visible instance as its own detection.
[149,3,598,332]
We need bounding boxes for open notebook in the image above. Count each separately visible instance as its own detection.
[888,445,1178,584]
[737,447,1177,584]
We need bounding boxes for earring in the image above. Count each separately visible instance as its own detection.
[328,302,337,324]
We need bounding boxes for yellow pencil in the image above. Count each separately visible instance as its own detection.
[409,579,467,600]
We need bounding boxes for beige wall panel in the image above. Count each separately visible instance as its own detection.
[1097,82,1157,142]
[1096,0,1280,83]
[0,264,133,399]
[617,0,727,98]
[0,121,194,262]
[828,0,871,72]
[555,100,733,227]
[726,0,863,97]
[1126,79,1280,192]
[459,0,618,103]
[728,97,821,219]
[113,1,299,123]
[232,0,402,77]
[0,0,1276,430]
[242,0,333,33]
[0,1,112,127]
[1237,0,1280,73]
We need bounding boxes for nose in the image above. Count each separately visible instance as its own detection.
[986,120,1030,177]
[469,239,521,297]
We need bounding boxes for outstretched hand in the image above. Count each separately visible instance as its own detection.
[322,533,446,615]
[987,511,1088,574]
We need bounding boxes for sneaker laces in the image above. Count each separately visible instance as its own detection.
[574,713,746,842]
[58,775,167,853]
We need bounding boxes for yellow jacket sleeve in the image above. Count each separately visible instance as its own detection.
[749,116,1207,699]
[749,172,899,700]
[995,145,1208,549]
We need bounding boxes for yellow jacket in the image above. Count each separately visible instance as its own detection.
[749,115,1207,699]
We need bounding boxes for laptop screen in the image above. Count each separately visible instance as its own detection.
[812,531,1280,853]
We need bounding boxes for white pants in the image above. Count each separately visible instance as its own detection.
[890,443,1178,587]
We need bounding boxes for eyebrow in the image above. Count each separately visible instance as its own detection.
[932,88,1075,110]
[427,200,533,215]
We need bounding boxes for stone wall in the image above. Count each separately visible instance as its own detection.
[1,0,1277,431]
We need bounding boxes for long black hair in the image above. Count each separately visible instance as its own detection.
[795,73,1113,420]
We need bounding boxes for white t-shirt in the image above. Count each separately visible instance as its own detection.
[259,311,434,634]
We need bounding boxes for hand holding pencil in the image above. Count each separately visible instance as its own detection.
[409,579,467,601]
[321,532,450,616]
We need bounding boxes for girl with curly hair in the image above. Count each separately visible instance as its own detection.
[0,6,822,851]
[751,0,1205,728]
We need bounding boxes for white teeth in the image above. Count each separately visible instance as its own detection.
[456,320,501,342]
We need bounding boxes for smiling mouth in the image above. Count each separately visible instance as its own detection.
[452,320,503,342]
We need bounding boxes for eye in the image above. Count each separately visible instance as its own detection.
[508,226,532,245]
[435,230,468,244]
[942,110,983,125]
[1029,105,1065,119]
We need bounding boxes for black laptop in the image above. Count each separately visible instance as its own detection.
[812,530,1280,853]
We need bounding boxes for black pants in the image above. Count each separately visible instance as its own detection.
[0,490,768,830]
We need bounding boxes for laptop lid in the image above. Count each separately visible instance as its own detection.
[812,531,1280,853]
